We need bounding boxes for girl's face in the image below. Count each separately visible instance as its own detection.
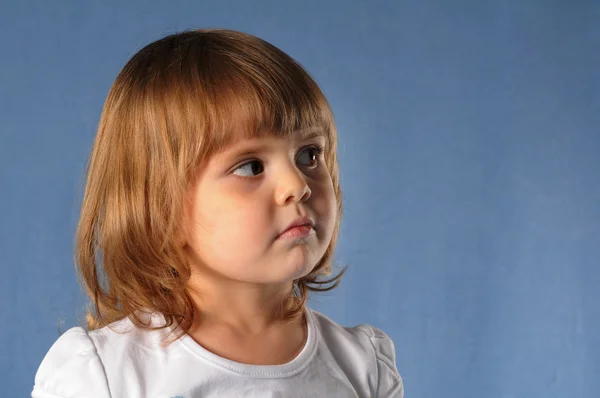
[182,129,336,288]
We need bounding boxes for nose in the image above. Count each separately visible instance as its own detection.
[275,162,312,206]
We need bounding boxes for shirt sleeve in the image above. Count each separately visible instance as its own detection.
[363,325,404,398]
[31,326,112,398]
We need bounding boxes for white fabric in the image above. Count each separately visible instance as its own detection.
[32,307,403,397]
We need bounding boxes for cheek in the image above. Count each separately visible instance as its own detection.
[190,191,269,253]
[312,177,337,233]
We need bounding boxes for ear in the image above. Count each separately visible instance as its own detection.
[176,191,191,248]
[175,223,188,248]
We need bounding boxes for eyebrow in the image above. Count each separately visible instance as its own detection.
[223,130,328,160]
[300,130,328,142]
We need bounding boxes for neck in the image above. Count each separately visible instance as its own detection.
[186,273,297,335]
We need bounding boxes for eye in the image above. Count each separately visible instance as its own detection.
[232,159,264,178]
[297,145,325,168]
[231,145,325,178]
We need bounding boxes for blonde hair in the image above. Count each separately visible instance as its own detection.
[75,28,346,344]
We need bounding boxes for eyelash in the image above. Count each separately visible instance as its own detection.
[231,144,326,180]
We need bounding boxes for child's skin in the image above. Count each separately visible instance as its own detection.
[181,126,336,365]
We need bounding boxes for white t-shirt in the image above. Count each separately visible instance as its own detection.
[32,306,403,397]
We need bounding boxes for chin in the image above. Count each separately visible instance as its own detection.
[286,259,318,282]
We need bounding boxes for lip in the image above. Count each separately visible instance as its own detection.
[278,216,315,237]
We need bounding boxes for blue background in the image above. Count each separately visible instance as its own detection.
[1,1,599,396]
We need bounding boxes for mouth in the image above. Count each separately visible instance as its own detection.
[278,224,315,239]
[277,216,315,239]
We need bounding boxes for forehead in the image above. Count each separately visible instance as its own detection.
[224,127,327,149]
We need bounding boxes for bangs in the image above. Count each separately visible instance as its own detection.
[200,65,334,152]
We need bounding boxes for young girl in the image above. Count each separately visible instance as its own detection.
[32,29,403,398]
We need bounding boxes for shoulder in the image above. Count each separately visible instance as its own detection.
[309,307,397,358]
[309,308,404,397]
[32,312,174,398]
[32,326,112,398]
